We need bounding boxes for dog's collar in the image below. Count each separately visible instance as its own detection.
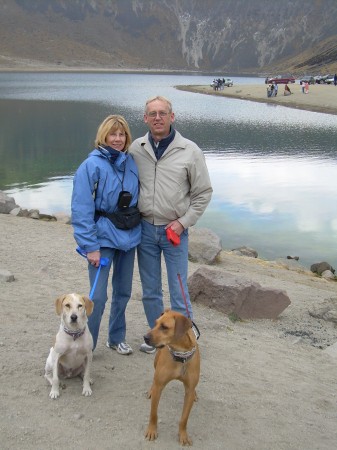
[168,346,196,364]
[63,326,86,340]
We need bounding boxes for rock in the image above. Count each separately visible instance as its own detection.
[188,266,291,319]
[308,297,337,323]
[310,262,335,275]
[321,270,335,280]
[9,207,21,216]
[0,191,19,214]
[188,227,222,264]
[39,214,57,222]
[230,246,258,258]
[0,269,15,282]
[28,209,40,219]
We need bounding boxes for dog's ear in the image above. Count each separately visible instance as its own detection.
[55,294,67,315]
[83,296,94,316]
[174,314,192,339]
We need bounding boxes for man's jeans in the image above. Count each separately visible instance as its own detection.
[137,220,192,329]
[88,246,135,349]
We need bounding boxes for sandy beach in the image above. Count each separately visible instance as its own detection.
[1,212,337,450]
[176,83,337,115]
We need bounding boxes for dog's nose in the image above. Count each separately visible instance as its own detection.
[71,314,78,322]
[143,334,150,345]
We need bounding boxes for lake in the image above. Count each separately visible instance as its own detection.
[0,72,337,269]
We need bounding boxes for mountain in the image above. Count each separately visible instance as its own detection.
[1,0,337,75]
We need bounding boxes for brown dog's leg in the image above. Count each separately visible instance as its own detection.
[145,383,164,441]
[178,386,197,445]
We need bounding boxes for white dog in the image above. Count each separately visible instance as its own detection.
[45,293,94,399]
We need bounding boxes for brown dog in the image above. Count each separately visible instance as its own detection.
[44,293,94,399]
[143,309,200,446]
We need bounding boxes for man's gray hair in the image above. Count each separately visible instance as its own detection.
[145,96,172,113]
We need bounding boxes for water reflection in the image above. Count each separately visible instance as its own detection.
[1,72,337,268]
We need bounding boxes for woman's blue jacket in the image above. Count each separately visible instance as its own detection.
[71,148,141,253]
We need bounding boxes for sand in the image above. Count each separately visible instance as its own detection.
[1,213,337,450]
[175,83,337,115]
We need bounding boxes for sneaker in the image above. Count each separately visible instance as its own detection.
[106,341,133,355]
[139,343,156,354]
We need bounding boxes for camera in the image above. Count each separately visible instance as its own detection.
[118,191,132,209]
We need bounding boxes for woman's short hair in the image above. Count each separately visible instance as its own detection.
[95,115,132,150]
[145,96,172,114]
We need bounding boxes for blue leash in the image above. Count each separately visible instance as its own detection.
[76,247,109,300]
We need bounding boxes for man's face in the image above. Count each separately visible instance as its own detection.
[144,99,175,141]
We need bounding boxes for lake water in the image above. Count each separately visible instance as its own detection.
[1,72,337,269]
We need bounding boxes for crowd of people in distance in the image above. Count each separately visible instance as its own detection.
[266,83,278,97]
[267,83,293,97]
[211,78,228,91]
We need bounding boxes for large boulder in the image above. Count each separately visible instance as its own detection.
[310,262,335,275]
[188,266,291,320]
[188,227,222,264]
[0,191,19,214]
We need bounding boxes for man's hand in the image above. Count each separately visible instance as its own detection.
[165,220,184,236]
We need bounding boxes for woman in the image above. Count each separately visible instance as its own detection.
[71,115,141,354]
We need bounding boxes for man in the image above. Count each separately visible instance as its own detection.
[129,96,213,353]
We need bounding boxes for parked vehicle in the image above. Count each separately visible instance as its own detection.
[324,75,335,85]
[314,74,331,84]
[265,75,296,84]
[299,76,315,85]
[223,78,233,87]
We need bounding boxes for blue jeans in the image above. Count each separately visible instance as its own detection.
[137,220,192,329]
[87,246,135,350]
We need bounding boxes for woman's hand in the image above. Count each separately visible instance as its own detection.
[87,250,101,267]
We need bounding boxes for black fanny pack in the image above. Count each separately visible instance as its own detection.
[96,207,141,230]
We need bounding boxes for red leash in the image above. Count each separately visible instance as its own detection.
[177,273,200,340]
[177,273,190,318]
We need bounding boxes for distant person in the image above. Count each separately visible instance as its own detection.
[284,84,292,96]
[274,83,278,97]
[129,96,213,353]
[304,81,309,94]
[334,73,337,86]
[71,115,141,355]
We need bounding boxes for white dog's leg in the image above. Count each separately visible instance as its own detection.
[46,348,61,399]
[82,351,93,396]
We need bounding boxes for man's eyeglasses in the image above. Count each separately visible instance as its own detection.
[146,111,169,118]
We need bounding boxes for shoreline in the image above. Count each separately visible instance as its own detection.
[175,84,337,115]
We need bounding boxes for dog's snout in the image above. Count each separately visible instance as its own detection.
[70,314,78,322]
[144,334,151,345]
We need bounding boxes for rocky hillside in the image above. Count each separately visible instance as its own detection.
[0,0,336,75]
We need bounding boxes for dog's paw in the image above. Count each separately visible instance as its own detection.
[145,426,158,441]
[82,385,92,397]
[179,431,192,446]
[49,389,60,399]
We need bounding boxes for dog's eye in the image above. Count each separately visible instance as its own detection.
[78,304,83,309]
[160,324,168,331]
[64,303,70,309]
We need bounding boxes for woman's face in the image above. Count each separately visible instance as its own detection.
[105,126,127,151]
